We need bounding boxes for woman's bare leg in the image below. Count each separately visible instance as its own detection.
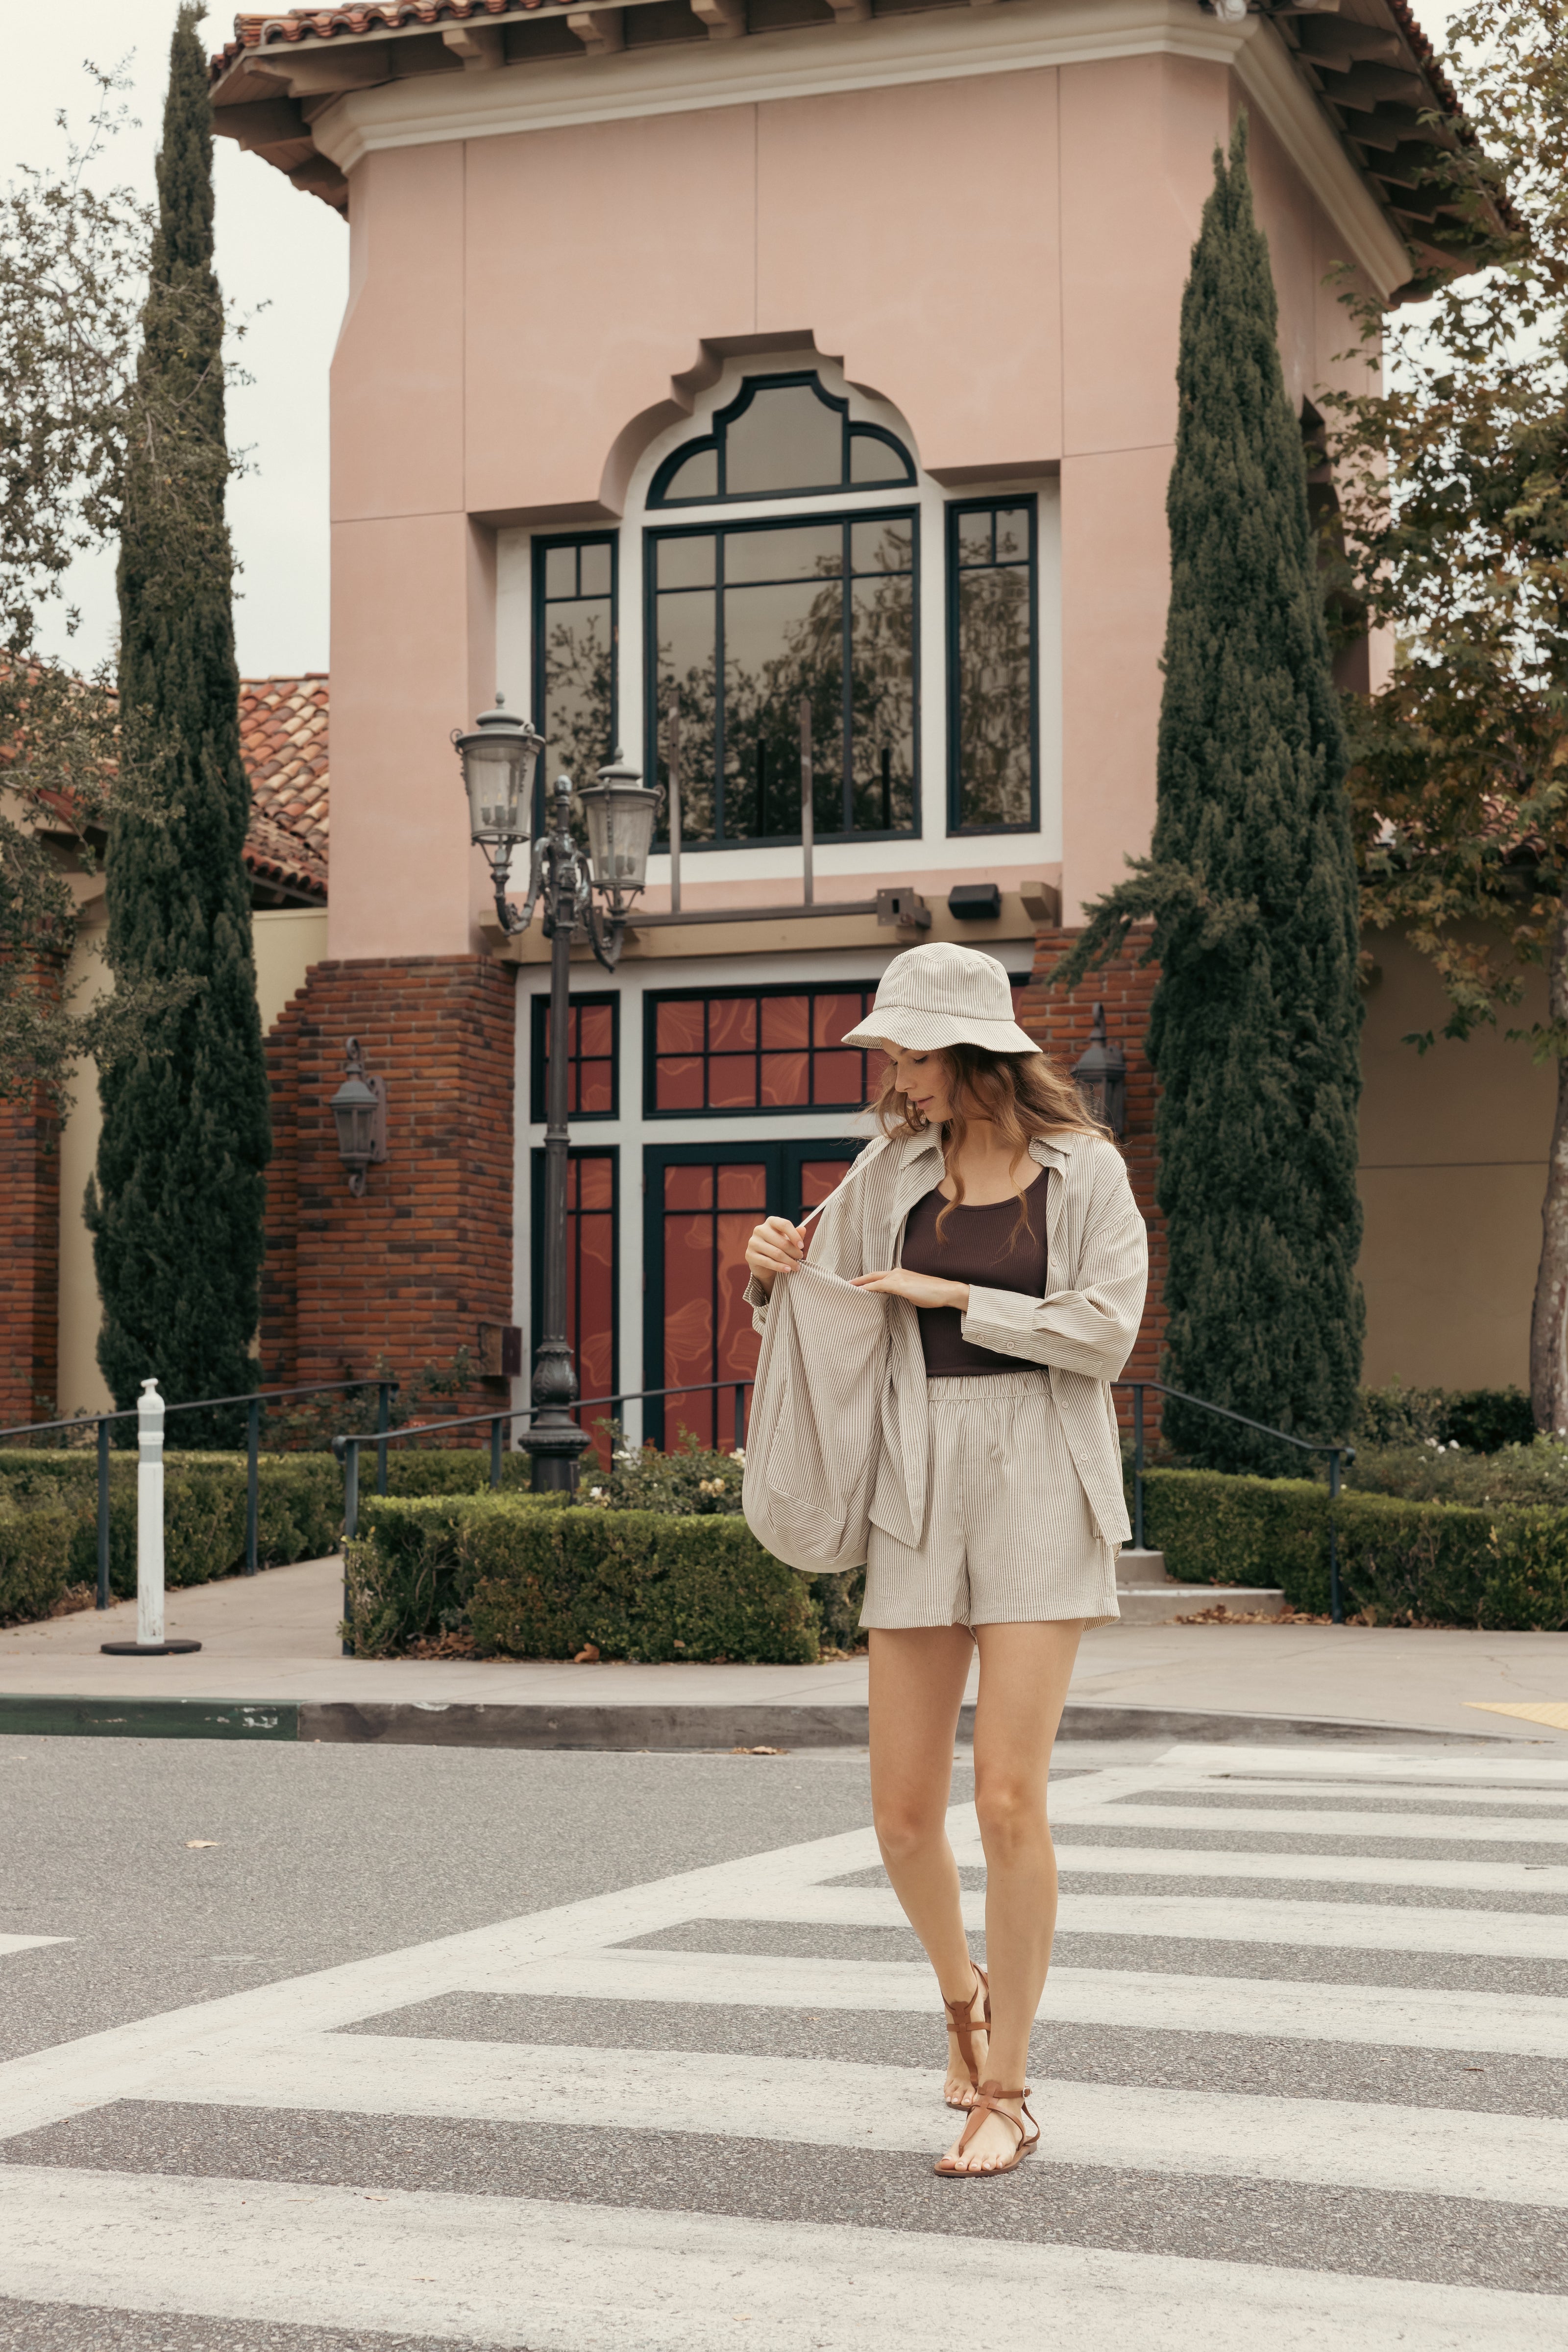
[938,1618,1084,2174]
[868,1625,986,2102]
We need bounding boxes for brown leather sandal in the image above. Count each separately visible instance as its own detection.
[942,1962,991,2110]
[934,2081,1039,2179]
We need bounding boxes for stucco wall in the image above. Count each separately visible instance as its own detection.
[53,906,329,1419]
[1359,931,1551,1394]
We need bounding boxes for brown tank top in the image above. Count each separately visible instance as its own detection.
[900,1171,1049,1376]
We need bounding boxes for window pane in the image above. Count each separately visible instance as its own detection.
[725,524,841,585]
[849,570,914,833]
[544,545,577,597]
[725,382,842,495]
[707,1056,757,1109]
[811,1050,862,1103]
[659,535,716,588]
[662,445,718,501]
[993,509,1030,564]
[579,1003,613,1056]
[656,1057,704,1111]
[656,578,718,843]
[956,562,1033,827]
[578,1061,613,1116]
[724,573,843,840]
[541,582,613,800]
[800,1159,850,1209]
[851,518,912,576]
[849,431,907,486]
[956,511,992,567]
[664,1164,714,1210]
[657,1000,705,1054]
[576,1154,614,1213]
[708,997,756,1054]
[760,995,809,1048]
[717,1164,767,1209]
[579,541,612,596]
[760,1052,810,1106]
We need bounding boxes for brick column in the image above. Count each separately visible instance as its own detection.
[261,956,515,1423]
[1022,927,1166,1423]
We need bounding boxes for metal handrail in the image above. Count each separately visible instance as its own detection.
[0,1378,392,1611]
[1117,1379,1355,1623]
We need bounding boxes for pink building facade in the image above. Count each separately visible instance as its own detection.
[203,0,1543,1440]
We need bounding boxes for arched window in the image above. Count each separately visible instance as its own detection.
[646,374,919,847]
[649,373,914,507]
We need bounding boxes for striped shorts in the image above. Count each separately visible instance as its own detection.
[860,1369,1121,1631]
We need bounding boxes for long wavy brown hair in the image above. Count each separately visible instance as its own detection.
[871,1041,1110,1245]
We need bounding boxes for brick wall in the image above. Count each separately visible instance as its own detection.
[261,956,516,1423]
[1022,927,1166,1424]
[0,968,62,1427]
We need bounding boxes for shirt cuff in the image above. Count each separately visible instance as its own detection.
[958,1282,1044,1362]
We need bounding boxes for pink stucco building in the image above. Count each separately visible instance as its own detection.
[187,0,1547,1442]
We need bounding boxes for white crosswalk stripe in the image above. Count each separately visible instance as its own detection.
[2,1741,1568,2348]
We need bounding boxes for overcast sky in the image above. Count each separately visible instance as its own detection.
[4,0,1468,686]
[2,0,345,681]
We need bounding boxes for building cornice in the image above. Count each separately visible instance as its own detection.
[299,0,1409,299]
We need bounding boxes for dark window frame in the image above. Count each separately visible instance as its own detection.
[531,529,619,834]
[529,1143,620,1436]
[529,989,619,1125]
[945,494,1041,838]
[644,507,921,852]
[643,982,884,1119]
[648,371,915,509]
[640,1139,859,1448]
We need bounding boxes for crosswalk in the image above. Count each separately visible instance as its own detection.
[2,1739,1567,2347]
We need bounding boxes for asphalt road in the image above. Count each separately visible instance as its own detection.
[0,1733,1565,2350]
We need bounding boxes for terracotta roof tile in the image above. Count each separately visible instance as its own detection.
[239,672,330,902]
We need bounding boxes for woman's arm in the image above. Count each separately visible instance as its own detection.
[743,1140,879,1322]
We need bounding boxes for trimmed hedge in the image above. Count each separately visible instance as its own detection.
[0,1499,76,1627]
[1143,1466,1568,1628]
[0,1449,343,1617]
[344,1493,821,1663]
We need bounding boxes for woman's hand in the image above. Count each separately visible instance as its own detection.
[852,1268,971,1312]
[745,1215,807,1294]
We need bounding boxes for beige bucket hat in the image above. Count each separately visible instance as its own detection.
[840,941,1037,1056]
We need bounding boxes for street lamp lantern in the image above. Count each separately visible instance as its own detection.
[330,1037,387,1197]
[453,696,544,848]
[577,750,659,901]
[1071,1003,1127,1138]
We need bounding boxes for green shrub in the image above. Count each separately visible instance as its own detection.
[1348,1437,1568,1511]
[582,1422,747,1516]
[1356,1381,1535,1453]
[1141,1465,1568,1627]
[345,1493,819,1663]
[0,1498,75,1626]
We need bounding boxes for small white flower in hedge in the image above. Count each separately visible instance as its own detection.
[732,1448,746,1465]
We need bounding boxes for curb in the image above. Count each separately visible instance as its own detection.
[0,1693,1508,1749]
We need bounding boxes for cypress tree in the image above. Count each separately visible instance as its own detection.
[1056,119,1363,1471]
[86,5,270,1445]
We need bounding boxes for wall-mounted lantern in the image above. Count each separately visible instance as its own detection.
[1072,1003,1127,1138]
[331,1036,387,1197]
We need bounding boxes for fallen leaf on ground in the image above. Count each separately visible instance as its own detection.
[573,1642,601,1663]
[732,1744,785,1755]
[184,1840,220,1849]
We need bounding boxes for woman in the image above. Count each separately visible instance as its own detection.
[743,941,1147,2178]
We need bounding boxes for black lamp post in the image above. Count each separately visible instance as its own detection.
[456,704,660,1490]
[1072,1003,1127,1138]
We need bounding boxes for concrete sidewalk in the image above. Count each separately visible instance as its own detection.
[3,1553,1568,1747]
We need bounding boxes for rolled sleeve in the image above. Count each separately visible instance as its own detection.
[959,1171,1148,1383]
[745,1272,773,1335]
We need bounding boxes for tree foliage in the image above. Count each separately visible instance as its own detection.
[85,7,270,1437]
[0,68,160,1112]
[1321,0,1568,1430]
[1055,120,1364,1469]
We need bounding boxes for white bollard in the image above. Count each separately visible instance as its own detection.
[136,1377,165,1648]
[99,1374,199,1657]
